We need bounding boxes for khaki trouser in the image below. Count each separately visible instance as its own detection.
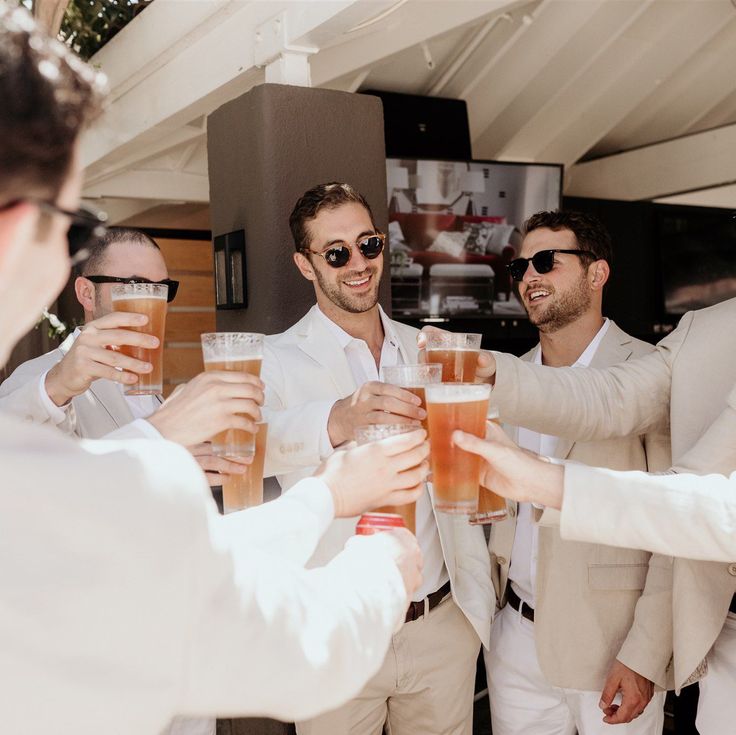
[296,596,479,735]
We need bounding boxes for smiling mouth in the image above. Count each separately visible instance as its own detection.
[344,273,372,289]
[525,288,551,305]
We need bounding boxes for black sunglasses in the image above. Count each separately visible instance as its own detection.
[507,249,599,282]
[84,275,180,303]
[302,233,385,269]
[0,199,108,266]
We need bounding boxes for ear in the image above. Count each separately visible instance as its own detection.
[589,259,610,291]
[293,251,316,283]
[0,201,38,274]
[74,275,96,312]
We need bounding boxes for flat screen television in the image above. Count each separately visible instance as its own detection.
[657,205,736,316]
[386,158,563,320]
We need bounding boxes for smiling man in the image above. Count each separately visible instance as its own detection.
[262,182,493,735]
[485,210,673,735]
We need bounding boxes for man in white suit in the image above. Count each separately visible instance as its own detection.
[451,294,736,734]
[486,210,672,735]
[0,4,426,731]
[263,182,493,735]
[0,226,243,488]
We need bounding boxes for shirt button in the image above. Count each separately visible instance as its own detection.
[728,564,736,576]
[497,556,508,566]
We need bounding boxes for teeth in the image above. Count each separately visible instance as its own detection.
[529,290,549,301]
[346,277,369,286]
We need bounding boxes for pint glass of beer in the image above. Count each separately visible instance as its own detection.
[425,383,491,514]
[110,283,168,395]
[382,364,441,430]
[221,422,268,514]
[469,409,508,524]
[201,331,264,460]
[424,332,482,382]
[355,423,419,534]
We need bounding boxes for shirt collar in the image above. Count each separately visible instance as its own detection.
[534,318,610,368]
[314,303,397,350]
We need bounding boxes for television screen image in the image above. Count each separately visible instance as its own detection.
[658,206,736,315]
[386,158,562,320]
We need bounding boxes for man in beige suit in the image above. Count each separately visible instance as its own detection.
[263,182,492,735]
[0,227,241,487]
[486,211,671,734]
[458,293,736,734]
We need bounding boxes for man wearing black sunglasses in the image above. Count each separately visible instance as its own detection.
[476,210,671,735]
[263,182,491,735]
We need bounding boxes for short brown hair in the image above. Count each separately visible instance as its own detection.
[523,210,613,267]
[78,227,160,277]
[289,182,376,252]
[0,3,106,205]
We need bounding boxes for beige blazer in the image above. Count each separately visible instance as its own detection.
[492,297,736,690]
[262,305,495,648]
[490,322,673,691]
[0,333,152,438]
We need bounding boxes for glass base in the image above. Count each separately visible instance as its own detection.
[435,500,478,514]
[213,444,255,462]
[124,384,162,396]
[469,510,508,525]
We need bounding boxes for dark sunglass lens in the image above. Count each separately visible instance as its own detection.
[166,281,179,303]
[508,259,528,282]
[325,246,351,268]
[359,236,383,258]
[532,250,556,274]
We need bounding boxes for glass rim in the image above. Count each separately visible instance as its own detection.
[424,331,482,349]
[354,423,419,444]
[110,282,168,298]
[200,331,265,342]
[382,363,442,385]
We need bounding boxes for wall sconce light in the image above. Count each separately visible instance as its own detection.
[213,229,248,310]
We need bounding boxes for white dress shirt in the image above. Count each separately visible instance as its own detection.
[313,305,449,601]
[509,319,610,608]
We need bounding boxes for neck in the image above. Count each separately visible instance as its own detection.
[539,310,605,367]
[316,296,385,353]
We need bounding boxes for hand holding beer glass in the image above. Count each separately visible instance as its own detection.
[423,331,482,382]
[221,422,268,514]
[382,364,441,431]
[201,332,264,460]
[469,408,508,524]
[425,383,491,513]
[110,282,168,395]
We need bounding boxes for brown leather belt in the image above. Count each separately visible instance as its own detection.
[506,584,535,623]
[405,580,451,623]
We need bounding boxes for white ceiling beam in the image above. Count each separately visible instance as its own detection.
[83,170,210,203]
[565,123,736,201]
[654,184,736,209]
[310,0,524,89]
[82,0,386,171]
[498,0,731,167]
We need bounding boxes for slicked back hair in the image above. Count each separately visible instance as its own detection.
[289,182,377,253]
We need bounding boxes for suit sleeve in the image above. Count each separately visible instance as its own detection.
[262,343,337,478]
[178,497,408,721]
[560,463,736,562]
[491,314,693,442]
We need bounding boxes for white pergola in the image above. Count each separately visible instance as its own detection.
[79,0,736,224]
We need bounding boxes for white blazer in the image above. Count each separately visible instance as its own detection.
[0,412,410,733]
[262,305,495,648]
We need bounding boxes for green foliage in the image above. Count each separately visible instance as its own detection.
[59,0,151,60]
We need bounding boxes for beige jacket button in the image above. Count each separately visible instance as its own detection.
[497,557,508,566]
[728,564,736,576]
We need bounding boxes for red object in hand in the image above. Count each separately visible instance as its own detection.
[355,513,406,536]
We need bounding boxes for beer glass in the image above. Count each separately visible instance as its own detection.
[221,422,268,514]
[382,364,441,430]
[201,332,264,460]
[425,383,491,514]
[469,409,508,524]
[355,423,419,534]
[424,331,482,382]
[110,283,168,395]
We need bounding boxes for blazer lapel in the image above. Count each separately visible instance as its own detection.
[295,307,356,397]
[87,379,135,429]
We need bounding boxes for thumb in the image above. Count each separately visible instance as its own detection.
[599,674,620,710]
[452,430,500,461]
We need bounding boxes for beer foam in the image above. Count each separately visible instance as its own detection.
[111,293,167,300]
[203,355,262,362]
[424,383,491,403]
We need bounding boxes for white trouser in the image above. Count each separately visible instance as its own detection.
[697,612,736,735]
[161,717,215,735]
[484,605,665,735]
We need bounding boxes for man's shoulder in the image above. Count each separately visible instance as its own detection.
[604,321,655,359]
[0,348,63,394]
[265,308,315,349]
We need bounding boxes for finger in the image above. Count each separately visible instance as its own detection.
[84,312,150,330]
[604,696,640,725]
[372,383,424,406]
[187,442,211,457]
[373,395,426,420]
[366,412,421,427]
[194,454,248,474]
[393,460,430,488]
[483,420,515,447]
[376,429,427,457]
[221,414,260,434]
[84,346,153,374]
[416,325,446,350]
[199,371,266,391]
[77,363,142,387]
[452,430,502,462]
[383,485,424,506]
[389,443,430,474]
[204,472,225,487]
[599,678,619,712]
[81,327,159,350]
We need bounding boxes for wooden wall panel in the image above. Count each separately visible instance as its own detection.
[158,238,214,272]
[165,310,216,343]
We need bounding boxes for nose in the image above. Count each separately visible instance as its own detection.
[349,243,373,271]
[521,259,541,284]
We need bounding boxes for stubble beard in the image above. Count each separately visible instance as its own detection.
[314,266,380,314]
[526,274,592,334]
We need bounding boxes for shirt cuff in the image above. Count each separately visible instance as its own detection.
[317,400,339,459]
[285,476,336,524]
[126,418,164,440]
[38,370,69,424]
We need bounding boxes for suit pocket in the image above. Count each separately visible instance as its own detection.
[588,563,649,591]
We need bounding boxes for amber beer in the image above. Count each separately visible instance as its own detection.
[469,410,508,524]
[201,332,264,460]
[354,423,420,534]
[110,283,168,395]
[221,423,268,514]
[425,383,491,513]
[382,364,441,430]
[424,332,482,382]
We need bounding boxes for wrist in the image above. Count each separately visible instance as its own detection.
[44,367,73,407]
[327,403,348,448]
